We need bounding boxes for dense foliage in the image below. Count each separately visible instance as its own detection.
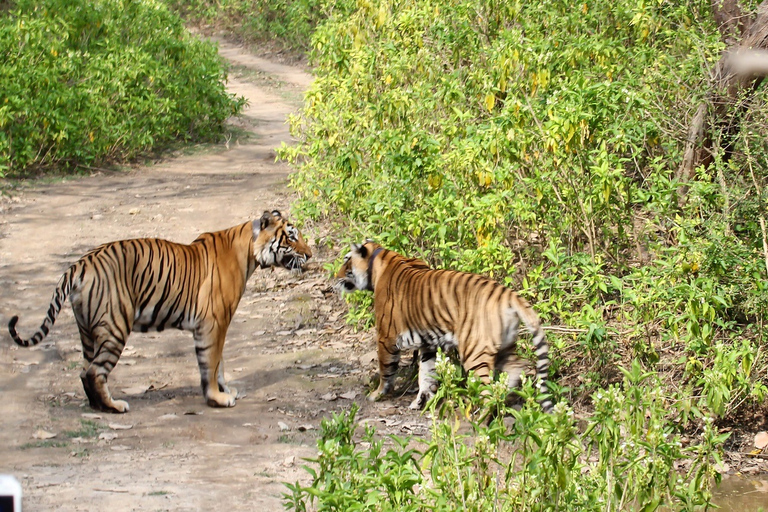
[279,0,768,424]
[0,0,244,176]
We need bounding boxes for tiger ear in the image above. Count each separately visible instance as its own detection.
[357,244,369,258]
[259,211,273,230]
[271,210,282,219]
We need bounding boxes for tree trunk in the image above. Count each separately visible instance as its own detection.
[676,1,768,201]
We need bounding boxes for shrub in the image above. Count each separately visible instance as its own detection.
[163,0,357,54]
[0,0,245,176]
[280,0,768,425]
[285,358,728,511]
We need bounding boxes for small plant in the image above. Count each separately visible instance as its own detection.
[342,292,375,331]
[63,419,103,439]
[20,440,69,450]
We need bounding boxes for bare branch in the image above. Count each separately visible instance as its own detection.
[711,0,749,44]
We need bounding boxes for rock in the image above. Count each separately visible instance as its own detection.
[33,430,56,440]
[108,423,133,430]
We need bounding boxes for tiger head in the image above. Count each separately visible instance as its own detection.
[335,240,382,293]
[252,210,312,271]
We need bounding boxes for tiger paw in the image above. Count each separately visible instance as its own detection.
[409,391,434,410]
[108,399,130,413]
[206,391,237,408]
[367,389,384,402]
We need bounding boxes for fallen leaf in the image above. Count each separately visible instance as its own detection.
[81,413,102,420]
[755,431,768,450]
[108,423,133,431]
[339,391,358,400]
[99,432,118,441]
[110,445,131,451]
[278,421,290,431]
[283,455,295,467]
[33,429,57,440]
[184,410,203,416]
[297,424,315,432]
[320,392,337,401]
[158,414,178,421]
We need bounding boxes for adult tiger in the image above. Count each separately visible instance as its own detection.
[336,241,553,412]
[8,211,311,413]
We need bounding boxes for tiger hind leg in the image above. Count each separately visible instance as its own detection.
[409,349,438,410]
[79,328,130,413]
[194,327,236,408]
[498,355,528,390]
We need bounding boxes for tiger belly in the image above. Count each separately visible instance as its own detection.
[395,330,457,351]
[395,330,456,409]
[133,305,193,333]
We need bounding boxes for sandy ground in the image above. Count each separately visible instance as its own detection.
[0,38,427,511]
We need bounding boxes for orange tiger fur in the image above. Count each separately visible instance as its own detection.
[336,241,553,412]
[8,211,311,413]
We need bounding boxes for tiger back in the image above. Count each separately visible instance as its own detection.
[8,210,311,413]
[336,241,553,412]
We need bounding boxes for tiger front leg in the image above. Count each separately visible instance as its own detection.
[194,327,237,408]
[409,349,438,410]
[217,361,237,398]
[368,335,400,402]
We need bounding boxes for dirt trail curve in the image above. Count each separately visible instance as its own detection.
[0,38,421,512]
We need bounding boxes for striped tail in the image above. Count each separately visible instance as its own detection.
[8,266,76,347]
[517,305,554,413]
[529,322,554,412]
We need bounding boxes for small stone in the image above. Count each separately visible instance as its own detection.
[108,423,133,431]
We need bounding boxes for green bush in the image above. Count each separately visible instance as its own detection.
[0,0,245,176]
[164,0,357,54]
[280,0,768,424]
[285,358,727,511]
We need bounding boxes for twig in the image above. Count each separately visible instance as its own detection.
[540,325,636,337]
[737,452,768,460]
[542,326,587,334]
[93,488,130,493]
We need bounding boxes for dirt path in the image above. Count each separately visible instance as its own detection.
[0,38,425,512]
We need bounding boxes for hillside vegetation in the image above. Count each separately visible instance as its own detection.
[186,0,768,508]
[0,0,244,177]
